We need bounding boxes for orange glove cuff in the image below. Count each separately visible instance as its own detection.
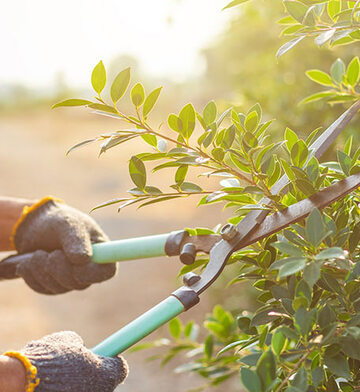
[10,196,63,249]
[3,351,40,392]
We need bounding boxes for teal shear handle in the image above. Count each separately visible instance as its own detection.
[92,295,185,356]
[92,233,170,263]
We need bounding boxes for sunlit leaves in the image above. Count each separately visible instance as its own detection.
[131,83,145,107]
[306,69,334,86]
[179,103,196,141]
[222,0,251,11]
[203,101,217,125]
[91,60,106,95]
[305,208,329,247]
[290,140,308,167]
[240,368,262,392]
[347,56,360,86]
[283,0,308,23]
[244,110,259,132]
[303,57,360,105]
[256,350,276,390]
[331,58,345,84]
[129,156,146,190]
[271,330,287,356]
[52,99,92,109]
[276,36,305,58]
[169,318,181,339]
[143,87,162,117]
[111,67,131,104]
[88,103,117,113]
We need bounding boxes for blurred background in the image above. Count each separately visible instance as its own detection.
[0,0,357,390]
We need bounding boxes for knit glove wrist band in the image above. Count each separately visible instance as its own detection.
[8,196,116,294]
[3,351,40,392]
[10,196,63,249]
[17,331,128,392]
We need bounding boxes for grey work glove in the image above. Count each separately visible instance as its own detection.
[20,331,128,392]
[11,197,116,294]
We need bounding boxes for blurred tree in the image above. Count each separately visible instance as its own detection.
[200,2,357,146]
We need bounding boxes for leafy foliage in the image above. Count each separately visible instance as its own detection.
[53,1,360,390]
[224,0,360,56]
[302,56,360,104]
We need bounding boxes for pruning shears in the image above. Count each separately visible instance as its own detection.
[1,101,360,358]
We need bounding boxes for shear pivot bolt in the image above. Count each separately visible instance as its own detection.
[183,272,201,287]
[220,223,238,241]
[180,243,197,265]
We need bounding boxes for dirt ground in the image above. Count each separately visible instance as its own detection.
[0,108,241,391]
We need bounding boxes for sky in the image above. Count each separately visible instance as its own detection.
[0,0,233,89]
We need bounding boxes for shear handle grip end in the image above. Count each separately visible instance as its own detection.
[0,254,31,280]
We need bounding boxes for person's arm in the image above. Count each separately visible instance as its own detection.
[0,197,35,251]
[0,355,26,392]
[0,196,116,293]
[2,331,128,392]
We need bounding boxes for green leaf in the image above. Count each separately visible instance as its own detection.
[169,318,181,339]
[312,366,325,387]
[306,70,334,86]
[99,134,137,155]
[222,0,250,10]
[285,127,299,151]
[315,247,345,260]
[131,83,145,107]
[339,336,360,360]
[276,36,305,58]
[204,335,214,359]
[347,56,360,87]
[337,150,352,176]
[305,208,327,247]
[111,67,131,104]
[138,195,183,209]
[240,368,262,392]
[66,138,99,155]
[283,0,308,22]
[212,147,225,161]
[279,257,307,278]
[292,368,308,390]
[168,114,181,132]
[237,316,257,335]
[175,165,188,186]
[256,350,276,389]
[244,132,258,148]
[295,307,317,336]
[291,140,308,167]
[299,91,334,105]
[88,103,118,114]
[179,182,202,193]
[303,262,320,288]
[203,101,217,125]
[52,98,92,109]
[216,107,232,127]
[324,353,350,378]
[273,241,304,257]
[331,58,345,84]
[344,135,353,156]
[141,133,157,147]
[327,0,341,20]
[91,60,106,94]
[272,331,287,356]
[315,28,336,46]
[179,103,196,140]
[244,111,259,132]
[129,156,146,189]
[143,87,162,117]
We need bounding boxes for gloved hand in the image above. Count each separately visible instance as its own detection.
[10,197,116,294]
[4,331,128,392]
